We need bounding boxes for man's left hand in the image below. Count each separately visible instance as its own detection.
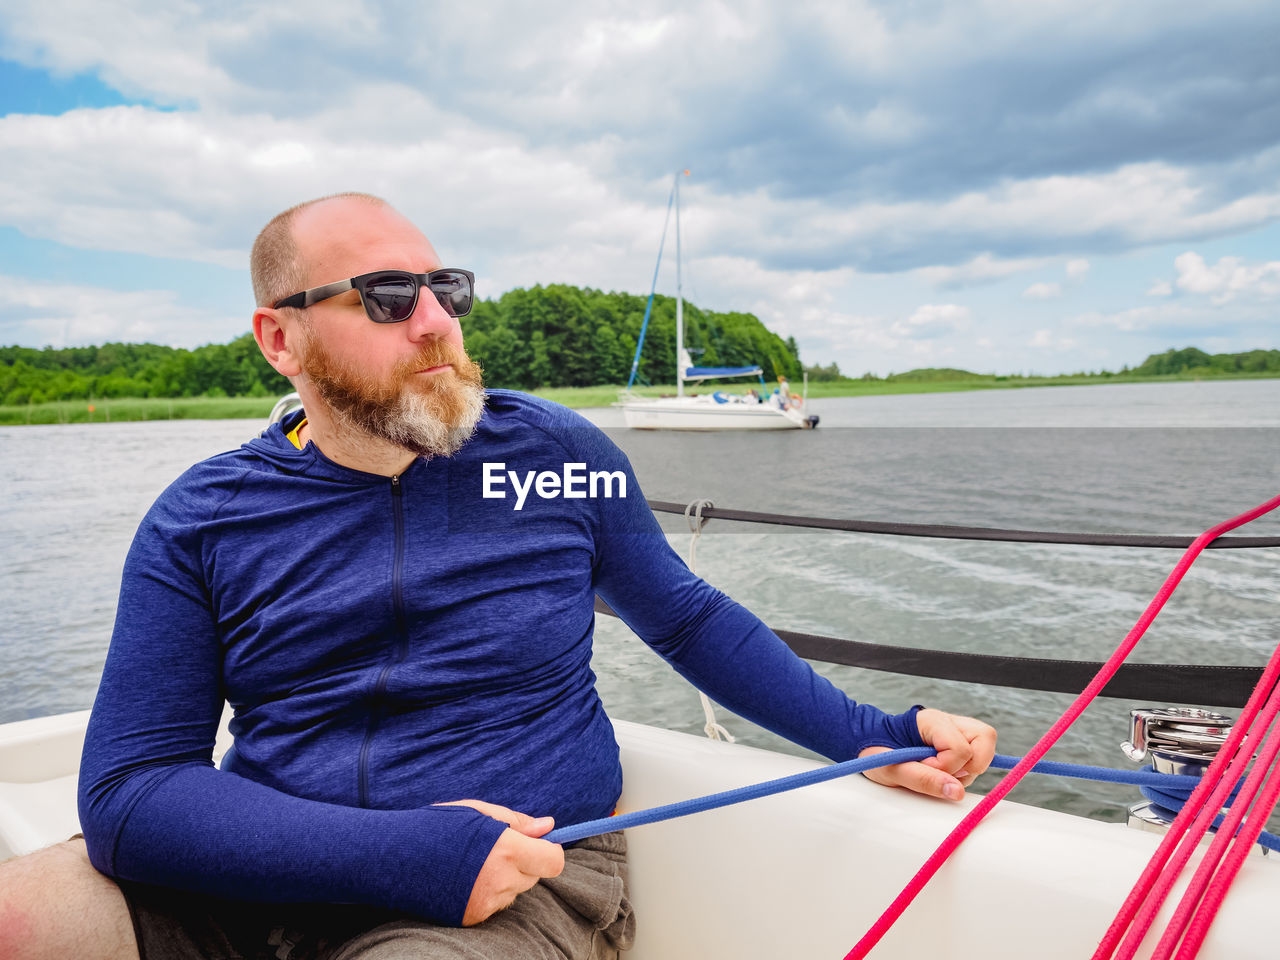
[858,708,997,801]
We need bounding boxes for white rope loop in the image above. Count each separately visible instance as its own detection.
[682,498,734,743]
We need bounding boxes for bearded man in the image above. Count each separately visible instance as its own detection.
[0,194,995,960]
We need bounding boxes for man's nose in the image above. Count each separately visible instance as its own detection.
[406,285,459,341]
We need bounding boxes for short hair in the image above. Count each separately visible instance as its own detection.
[250,192,387,308]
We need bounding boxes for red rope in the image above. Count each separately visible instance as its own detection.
[844,493,1280,960]
[1177,751,1280,956]
[1099,646,1280,959]
[1165,696,1280,958]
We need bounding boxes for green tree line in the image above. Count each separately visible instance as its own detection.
[803,346,1280,384]
[463,285,801,389]
[1,285,803,404]
[1130,346,1280,377]
[6,296,1275,406]
[0,335,291,405]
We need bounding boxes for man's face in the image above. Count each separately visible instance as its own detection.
[299,319,485,458]
[289,199,486,457]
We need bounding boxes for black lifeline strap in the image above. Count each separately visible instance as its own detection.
[645,500,1280,549]
[593,597,1264,708]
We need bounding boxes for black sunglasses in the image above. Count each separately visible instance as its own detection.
[273,268,475,323]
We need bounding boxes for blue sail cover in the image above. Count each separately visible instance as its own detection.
[683,364,763,381]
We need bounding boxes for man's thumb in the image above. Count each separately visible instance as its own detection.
[513,814,555,838]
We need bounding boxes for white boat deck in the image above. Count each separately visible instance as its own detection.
[2,711,1276,958]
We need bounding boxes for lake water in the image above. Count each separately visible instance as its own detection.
[2,379,1278,824]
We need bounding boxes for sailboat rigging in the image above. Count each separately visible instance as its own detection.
[615,171,819,430]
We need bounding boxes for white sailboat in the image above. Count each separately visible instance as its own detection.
[615,172,819,431]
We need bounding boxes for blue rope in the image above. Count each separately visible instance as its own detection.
[545,747,1280,850]
[987,753,1202,787]
[545,746,934,844]
[1135,775,1280,853]
[987,753,1280,853]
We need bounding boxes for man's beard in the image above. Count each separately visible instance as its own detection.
[300,330,486,458]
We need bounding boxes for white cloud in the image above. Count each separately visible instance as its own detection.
[915,253,1050,289]
[1068,305,1179,333]
[964,163,1280,250]
[891,303,971,339]
[0,2,388,110]
[1023,282,1063,300]
[1173,251,1280,303]
[618,254,859,346]
[1064,297,1277,342]
[663,159,1280,276]
[0,102,654,287]
[0,1,239,106]
[1147,280,1173,297]
[0,0,1277,379]
[801,311,900,353]
[672,256,854,308]
[0,274,241,347]
[1028,328,1076,350]
[1,92,1279,326]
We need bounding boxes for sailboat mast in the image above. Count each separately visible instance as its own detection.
[675,171,684,398]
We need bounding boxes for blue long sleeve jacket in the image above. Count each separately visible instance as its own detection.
[78,390,923,925]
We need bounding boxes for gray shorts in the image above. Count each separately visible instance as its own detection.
[117,832,633,960]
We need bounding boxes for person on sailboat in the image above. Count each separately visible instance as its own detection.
[769,375,793,410]
[1,193,996,960]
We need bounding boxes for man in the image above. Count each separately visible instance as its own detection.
[0,193,995,960]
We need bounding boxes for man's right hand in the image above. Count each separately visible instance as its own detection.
[435,799,565,926]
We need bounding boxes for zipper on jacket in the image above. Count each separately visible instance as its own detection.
[358,473,410,807]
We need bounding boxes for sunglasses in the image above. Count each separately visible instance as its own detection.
[273,268,475,323]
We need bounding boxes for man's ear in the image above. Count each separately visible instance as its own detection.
[254,307,303,378]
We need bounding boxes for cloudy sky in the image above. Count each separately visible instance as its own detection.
[1,0,1278,377]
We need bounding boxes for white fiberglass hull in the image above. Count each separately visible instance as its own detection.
[1,710,1276,959]
[616,395,811,430]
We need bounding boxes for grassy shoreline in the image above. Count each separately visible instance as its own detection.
[2,372,1276,425]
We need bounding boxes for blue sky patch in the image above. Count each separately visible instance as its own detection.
[0,58,156,115]
[0,226,243,293]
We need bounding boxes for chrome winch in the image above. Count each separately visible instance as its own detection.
[1121,707,1234,835]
